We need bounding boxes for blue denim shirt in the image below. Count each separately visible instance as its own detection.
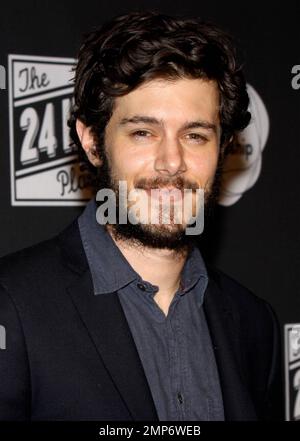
[78,198,224,420]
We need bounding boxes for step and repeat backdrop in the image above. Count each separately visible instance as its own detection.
[0,0,299,421]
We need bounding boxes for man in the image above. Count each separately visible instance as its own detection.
[0,11,283,420]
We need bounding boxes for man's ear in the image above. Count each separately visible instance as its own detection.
[76,119,102,167]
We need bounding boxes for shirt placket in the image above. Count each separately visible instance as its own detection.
[166,297,186,421]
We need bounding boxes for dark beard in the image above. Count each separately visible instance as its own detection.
[94,146,224,252]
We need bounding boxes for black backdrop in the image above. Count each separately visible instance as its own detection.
[0,0,299,420]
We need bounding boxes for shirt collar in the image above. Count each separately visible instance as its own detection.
[78,198,137,294]
[78,198,208,304]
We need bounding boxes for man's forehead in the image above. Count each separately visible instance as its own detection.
[111,78,220,126]
[115,77,218,100]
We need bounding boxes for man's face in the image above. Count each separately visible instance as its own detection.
[93,77,221,250]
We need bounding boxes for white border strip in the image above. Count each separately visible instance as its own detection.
[284,323,300,421]
[8,55,16,207]
[8,54,76,64]
[285,324,292,421]
[15,154,78,177]
[14,87,74,107]
[11,200,88,207]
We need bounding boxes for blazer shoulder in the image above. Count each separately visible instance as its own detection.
[208,264,264,303]
[0,229,66,292]
[0,235,56,271]
[0,217,86,293]
[207,265,284,420]
[206,264,279,326]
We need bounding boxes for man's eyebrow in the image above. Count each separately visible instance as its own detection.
[181,120,218,133]
[119,115,218,133]
[119,116,162,126]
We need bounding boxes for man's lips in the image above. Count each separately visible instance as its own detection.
[144,187,185,201]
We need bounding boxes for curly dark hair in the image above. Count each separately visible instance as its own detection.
[68,11,251,177]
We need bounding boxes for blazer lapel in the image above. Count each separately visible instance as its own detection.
[203,274,257,421]
[57,220,158,421]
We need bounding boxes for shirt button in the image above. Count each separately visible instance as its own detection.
[137,282,146,291]
[177,393,183,404]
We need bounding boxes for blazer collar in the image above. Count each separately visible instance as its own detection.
[57,219,257,421]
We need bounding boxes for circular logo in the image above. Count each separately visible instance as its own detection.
[218,84,270,206]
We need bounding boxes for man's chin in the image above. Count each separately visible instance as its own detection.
[107,221,195,251]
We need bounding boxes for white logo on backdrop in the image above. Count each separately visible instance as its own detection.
[291,65,300,90]
[218,84,270,206]
[0,64,5,90]
[8,54,93,206]
[0,325,6,350]
[285,324,300,421]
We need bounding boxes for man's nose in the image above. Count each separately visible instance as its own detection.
[154,137,187,176]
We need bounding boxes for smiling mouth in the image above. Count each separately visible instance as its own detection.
[144,187,185,201]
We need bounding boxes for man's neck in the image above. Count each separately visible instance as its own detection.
[106,226,189,312]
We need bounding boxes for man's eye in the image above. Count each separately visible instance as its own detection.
[131,130,151,138]
[185,133,207,143]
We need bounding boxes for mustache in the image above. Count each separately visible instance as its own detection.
[134,176,200,191]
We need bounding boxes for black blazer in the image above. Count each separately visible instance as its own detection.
[0,219,284,421]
